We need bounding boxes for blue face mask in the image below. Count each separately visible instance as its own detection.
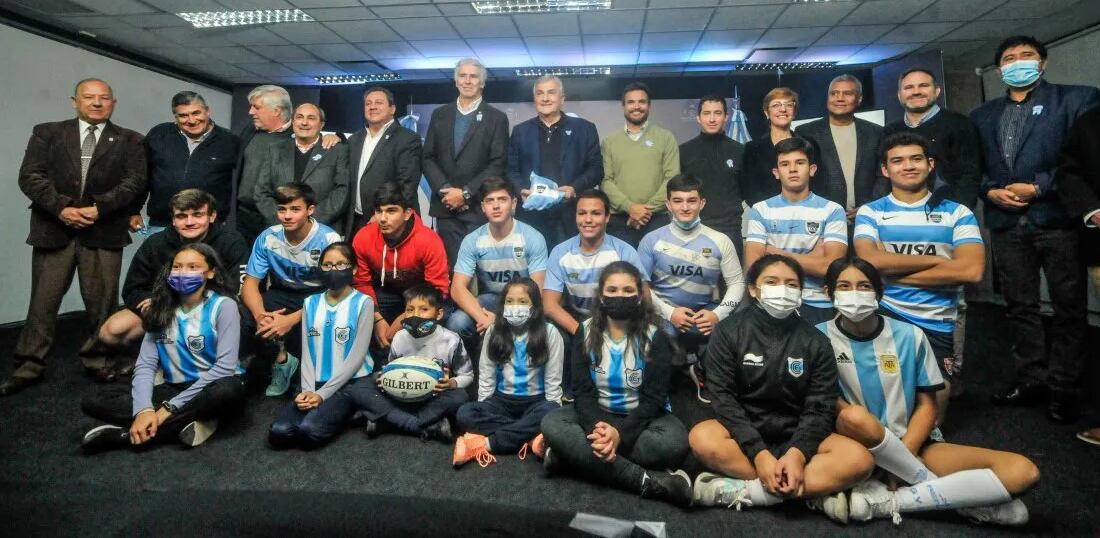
[1000,60,1042,88]
[167,271,206,295]
[674,216,702,231]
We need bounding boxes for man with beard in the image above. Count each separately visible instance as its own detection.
[600,82,680,248]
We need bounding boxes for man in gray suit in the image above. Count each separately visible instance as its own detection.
[254,103,348,232]
[796,74,885,219]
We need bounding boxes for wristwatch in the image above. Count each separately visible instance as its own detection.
[159,400,179,414]
[462,188,471,201]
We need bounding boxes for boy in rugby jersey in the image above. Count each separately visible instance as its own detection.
[542,189,648,396]
[853,132,985,422]
[447,177,548,354]
[813,257,1038,526]
[743,136,848,326]
[268,243,376,449]
[359,284,472,442]
[81,244,246,452]
[241,183,343,397]
[638,173,744,352]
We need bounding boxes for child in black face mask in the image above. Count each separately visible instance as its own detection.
[354,284,472,442]
[268,242,377,449]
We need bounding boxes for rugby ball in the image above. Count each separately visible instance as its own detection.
[379,356,444,402]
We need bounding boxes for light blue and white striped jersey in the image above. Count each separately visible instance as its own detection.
[584,320,662,415]
[854,193,983,333]
[301,289,375,398]
[545,234,648,316]
[454,219,548,294]
[745,193,848,307]
[153,291,243,384]
[246,219,342,290]
[638,223,744,321]
[817,315,945,439]
[477,323,564,403]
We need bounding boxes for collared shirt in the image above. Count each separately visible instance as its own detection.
[179,125,213,154]
[538,116,564,181]
[457,96,483,116]
[355,119,394,214]
[78,118,105,145]
[295,135,320,154]
[903,104,941,128]
[625,121,649,142]
[998,89,1036,171]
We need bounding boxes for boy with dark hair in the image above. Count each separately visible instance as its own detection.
[242,183,342,397]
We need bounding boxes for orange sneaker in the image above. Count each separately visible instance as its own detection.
[519,433,546,461]
[453,433,496,468]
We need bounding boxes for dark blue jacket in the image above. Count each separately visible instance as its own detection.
[970,80,1100,230]
[140,122,239,226]
[507,113,603,194]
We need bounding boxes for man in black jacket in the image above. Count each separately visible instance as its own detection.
[94,189,249,378]
[679,94,747,253]
[132,91,238,231]
[422,57,509,267]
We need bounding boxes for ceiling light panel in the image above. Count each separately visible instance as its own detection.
[315,73,401,85]
[472,1,611,15]
[515,66,611,77]
[176,10,314,29]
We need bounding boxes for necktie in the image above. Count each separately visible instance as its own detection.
[80,124,97,194]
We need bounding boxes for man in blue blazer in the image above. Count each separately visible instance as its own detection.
[507,75,603,248]
[971,35,1100,423]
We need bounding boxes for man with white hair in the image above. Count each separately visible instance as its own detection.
[507,75,602,249]
[422,57,509,267]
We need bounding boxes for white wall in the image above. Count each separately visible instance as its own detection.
[0,24,232,324]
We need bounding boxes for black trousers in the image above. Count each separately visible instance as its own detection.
[606,212,670,249]
[990,223,1087,395]
[434,217,481,270]
[81,376,246,440]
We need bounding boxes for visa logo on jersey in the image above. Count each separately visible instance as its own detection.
[486,270,523,283]
[668,265,703,277]
[889,244,939,256]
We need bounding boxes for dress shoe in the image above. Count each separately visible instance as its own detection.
[1048,394,1080,424]
[0,375,43,396]
[990,383,1049,407]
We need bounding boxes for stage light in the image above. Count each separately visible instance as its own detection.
[314,73,401,85]
[176,9,314,29]
[515,66,611,77]
[472,1,611,15]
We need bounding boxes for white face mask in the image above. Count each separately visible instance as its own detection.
[502,304,532,327]
[756,284,802,319]
[833,290,878,322]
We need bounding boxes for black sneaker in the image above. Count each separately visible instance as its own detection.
[82,425,129,453]
[364,419,382,439]
[543,447,563,475]
[640,470,693,508]
[420,417,454,443]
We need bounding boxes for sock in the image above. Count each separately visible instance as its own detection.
[746,479,783,507]
[384,408,421,433]
[894,469,1011,512]
[869,430,937,483]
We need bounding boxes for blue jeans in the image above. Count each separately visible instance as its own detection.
[268,376,370,448]
[445,292,499,341]
[457,393,560,453]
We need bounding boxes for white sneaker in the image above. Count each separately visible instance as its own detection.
[179,419,219,447]
[692,472,753,510]
[807,491,849,524]
[957,498,1029,526]
[849,480,902,525]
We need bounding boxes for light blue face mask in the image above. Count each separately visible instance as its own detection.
[1000,60,1042,88]
[674,216,702,230]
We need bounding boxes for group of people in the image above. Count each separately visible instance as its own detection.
[7,33,1100,525]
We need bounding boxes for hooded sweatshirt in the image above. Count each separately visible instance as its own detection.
[351,211,450,303]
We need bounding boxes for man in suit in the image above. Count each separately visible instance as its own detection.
[508,75,602,249]
[345,86,422,238]
[254,103,348,231]
[973,36,1100,423]
[235,85,293,244]
[422,57,509,267]
[796,74,885,219]
[2,78,146,396]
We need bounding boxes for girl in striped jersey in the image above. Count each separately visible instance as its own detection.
[540,262,693,507]
[453,278,563,468]
[268,243,376,449]
[81,244,246,452]
[815,257,1039,526]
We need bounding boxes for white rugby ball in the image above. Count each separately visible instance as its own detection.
[379,356,444,402]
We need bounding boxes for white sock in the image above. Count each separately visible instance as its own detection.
[893,469,1011,512]
[746,478,783,507]
[868,430,937,483]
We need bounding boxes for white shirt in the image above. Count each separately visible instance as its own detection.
[625,121,649,142]
[78,118,105,145]
[457,97,482,116]
[180,126,213,154]
[355,119,395,215]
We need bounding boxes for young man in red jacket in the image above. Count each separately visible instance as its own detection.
[352,181,450,349]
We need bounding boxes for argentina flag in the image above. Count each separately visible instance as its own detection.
[726,87,752,144]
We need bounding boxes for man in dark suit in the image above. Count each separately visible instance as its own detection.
[2,78,146,396]
[973,36,1100,422]
[234,85,294,244]
[422,57,509,267]
[796,74,886,218]
[508,75,602,249]
[345,86,422,238]
[254,103,348,231]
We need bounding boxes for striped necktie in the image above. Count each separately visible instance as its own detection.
[80,124,97,194]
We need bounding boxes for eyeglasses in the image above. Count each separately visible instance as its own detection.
[768,101,796,110]
[320,262,352,271]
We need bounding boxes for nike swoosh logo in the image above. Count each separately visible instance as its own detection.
[882,216,896,220]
